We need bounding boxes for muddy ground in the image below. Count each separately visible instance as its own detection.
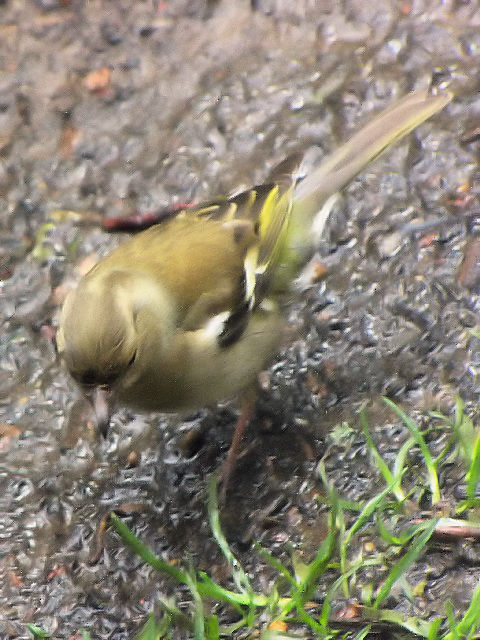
[1,0,480,638]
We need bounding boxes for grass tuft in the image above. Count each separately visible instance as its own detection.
[27,398,480,638]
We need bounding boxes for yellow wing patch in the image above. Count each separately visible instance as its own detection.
[170,154,301,346]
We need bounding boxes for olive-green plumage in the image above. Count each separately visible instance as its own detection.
[57,88,451,420]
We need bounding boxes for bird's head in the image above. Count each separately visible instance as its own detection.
[58,275,137,385]
[56,269,173,433]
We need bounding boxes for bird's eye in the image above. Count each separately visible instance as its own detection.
[127,351,137,367]
[78,369,98,386]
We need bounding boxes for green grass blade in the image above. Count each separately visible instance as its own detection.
[254,543,297,587]
[427,617,443,640]
[383,398,440,504]
[297,526,336,602]
[292,603,326,636]
[319,559,381,628]
[111,512,190,583]
[376,516,425,547]
[393,436,416,488]
[272,502,338,629]
[448,397,476,468]
[26,626,51,639]
[470,328,480,340]
[363,606,437,637]
[375,514,404,546]
[184,569,205,640]
[360,409,405,502]
[112,512,270,609]
[354,626,371,640]
[343,482,396,548]
[340,479,397,585]
[281,523,336,621]
[443,580,480,640]
[197,571,271,608]
[454,396,465,425]
[156,596,196,632]
[207,475,253,597]
[205,615,220,640]
[135,613,170,640]
[467,428,480,500]
[456,498,480,515]
[445,601,458,638]
[374,518,437,608]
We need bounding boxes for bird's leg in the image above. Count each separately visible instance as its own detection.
[219,388,256,502]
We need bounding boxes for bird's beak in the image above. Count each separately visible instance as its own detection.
[92,386,112,437]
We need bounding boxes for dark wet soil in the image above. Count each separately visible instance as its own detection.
[1,1,480,638]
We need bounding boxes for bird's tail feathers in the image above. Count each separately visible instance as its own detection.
[284,87,452,278]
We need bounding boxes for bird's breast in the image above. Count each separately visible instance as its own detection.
[114,307,283,413]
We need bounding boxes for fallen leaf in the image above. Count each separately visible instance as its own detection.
[268,620,288,632]
[82,67,111,93]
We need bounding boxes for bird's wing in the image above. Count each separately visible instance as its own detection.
[100,161,301,348]
[176,158,301,345]
[191,152,303,307]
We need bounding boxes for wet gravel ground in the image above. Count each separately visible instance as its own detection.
[2,0,480,637]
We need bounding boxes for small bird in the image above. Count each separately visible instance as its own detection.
[57,88,450,486]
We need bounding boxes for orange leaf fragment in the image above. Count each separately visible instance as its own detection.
[268,620,288,632]
[83,67,111,93]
